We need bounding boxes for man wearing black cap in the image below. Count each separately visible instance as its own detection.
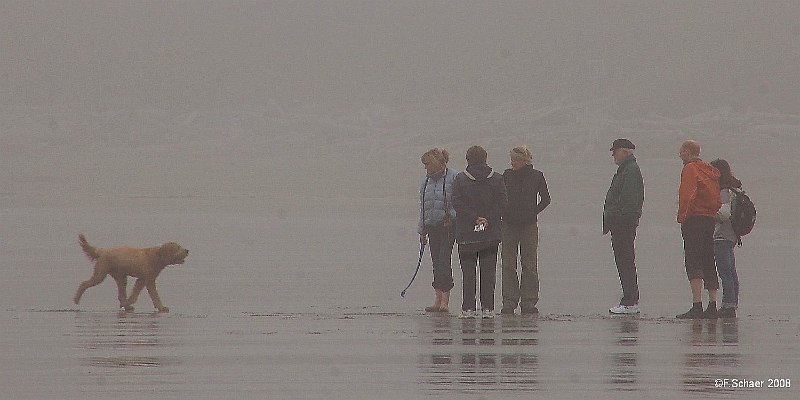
[604,139,645,314]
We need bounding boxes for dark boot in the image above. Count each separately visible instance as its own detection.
[718,307,737,319]
[521,306,539,315]
[703,301,718,319]
[676,303,704,319]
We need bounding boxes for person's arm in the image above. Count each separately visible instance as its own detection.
[417,178,426,235]
[535,172,551,214]
[716,189,731,222]
[493,174,507,225]
[677,165,697,223]
[452,176,477,227]
[445,170,457,220]
[618,165,643,223]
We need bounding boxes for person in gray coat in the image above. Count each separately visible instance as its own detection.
[452,145,507,318]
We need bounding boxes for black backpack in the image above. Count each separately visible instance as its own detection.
[730,187,756,243]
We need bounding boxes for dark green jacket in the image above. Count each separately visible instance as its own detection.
[603,154,644,234]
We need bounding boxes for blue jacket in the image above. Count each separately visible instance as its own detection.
[418,168,458,234]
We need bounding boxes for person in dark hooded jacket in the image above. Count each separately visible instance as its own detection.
[452,145,507,318]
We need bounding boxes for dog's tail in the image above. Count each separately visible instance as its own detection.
[78,234,101,261]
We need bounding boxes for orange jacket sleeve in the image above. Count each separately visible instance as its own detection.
[677,163,696,224]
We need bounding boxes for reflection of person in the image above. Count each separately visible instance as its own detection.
[453,146,507,318]
[710,159,741,319]
[603,139,645,314]
[676,140,721,319]
[418,148,458,313]
[501,146,551,315]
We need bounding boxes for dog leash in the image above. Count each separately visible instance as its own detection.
[400,242,426,298]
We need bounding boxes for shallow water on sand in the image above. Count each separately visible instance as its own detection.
[1,204,798,399]
[2,309,798,399]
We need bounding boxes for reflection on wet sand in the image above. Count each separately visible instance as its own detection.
[681,319,743,395]
[419,315,539,393]
[605,317,639,391]
[73,312,181,384]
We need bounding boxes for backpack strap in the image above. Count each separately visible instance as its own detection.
[729,187,743,246]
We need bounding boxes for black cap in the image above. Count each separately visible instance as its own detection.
[610,138,635,151]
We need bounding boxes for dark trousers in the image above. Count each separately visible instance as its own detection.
[611,222,639,306]
[681,216,719,290]
[427,223,455,292]
[459,243,498,311]
[501,222,539,312]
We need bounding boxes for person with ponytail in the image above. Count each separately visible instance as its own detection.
[710,158,742,318]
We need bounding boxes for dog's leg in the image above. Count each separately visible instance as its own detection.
[145,280,169,312]
[111,273,132,311]
[73,268,107,305]
[123,278,146,309]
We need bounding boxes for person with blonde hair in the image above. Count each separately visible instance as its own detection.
[676,140,722,319]
[418,148,458,313]
[500,145,551,315]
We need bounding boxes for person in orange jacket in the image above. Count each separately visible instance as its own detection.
[676,140,722,319]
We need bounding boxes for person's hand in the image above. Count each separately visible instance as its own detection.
[476,217,489,228]
[420,234,428,245]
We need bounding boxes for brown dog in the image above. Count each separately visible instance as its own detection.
[74,234,188,312]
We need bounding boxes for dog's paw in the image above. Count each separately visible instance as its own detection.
[122,305,134,312]
[158,306,170,313]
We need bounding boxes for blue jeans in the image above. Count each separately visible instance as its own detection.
[714,239,738,308]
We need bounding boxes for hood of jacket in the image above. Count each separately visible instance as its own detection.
[678,159,721,223]
[686,159,720,181]
[465,164,493,181]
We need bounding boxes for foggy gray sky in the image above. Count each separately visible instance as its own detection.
[1,1,799,234]
[2,1,798,117]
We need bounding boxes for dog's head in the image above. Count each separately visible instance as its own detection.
[158,242,189,266]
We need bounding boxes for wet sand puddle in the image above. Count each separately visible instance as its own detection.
[2,309,797,399]
[414,314,795,399]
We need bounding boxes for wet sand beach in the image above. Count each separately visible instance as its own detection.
[2,308,797,399]
[2,204,798,399]
[2,3,800,397]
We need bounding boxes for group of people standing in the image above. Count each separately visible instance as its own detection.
[417,145,550,318]
[417,138,742,319]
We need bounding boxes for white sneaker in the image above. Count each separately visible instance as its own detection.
[481,309,495,319]
[459,310,477,319]
[609,304,640,314]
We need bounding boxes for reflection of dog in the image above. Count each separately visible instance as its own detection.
[74,234,188,312]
